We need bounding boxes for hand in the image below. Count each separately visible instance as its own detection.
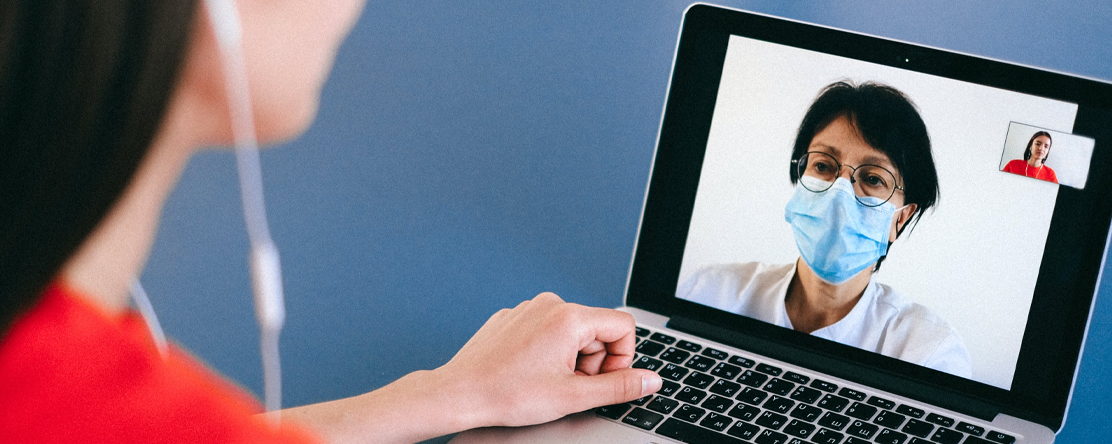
[438,292,663,428]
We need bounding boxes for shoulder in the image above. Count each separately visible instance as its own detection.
[0,286,319,444]
[870,284,972,377]
[681,262,792,290]
[1002,159,1025,172]
[1045,166,1058,181]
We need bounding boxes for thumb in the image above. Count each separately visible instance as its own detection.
[568,368,662,411]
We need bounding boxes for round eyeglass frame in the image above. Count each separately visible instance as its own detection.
[791,151,905,207]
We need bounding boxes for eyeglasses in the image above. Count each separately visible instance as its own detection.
[791,151,905,207]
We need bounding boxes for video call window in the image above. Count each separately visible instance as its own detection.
[676,35,1087,390]
[997,122,1095,188]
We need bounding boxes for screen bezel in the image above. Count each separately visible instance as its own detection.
[626,4,1112,431]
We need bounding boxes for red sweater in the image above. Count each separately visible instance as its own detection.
[1002,159,1058,183]
[0,283,319,444]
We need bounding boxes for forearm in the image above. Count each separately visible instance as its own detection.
[279,369,484,444]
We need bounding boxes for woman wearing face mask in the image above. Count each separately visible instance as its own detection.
[679,81,971,378]
[1002,131,1058,183]
[0,1,662,443]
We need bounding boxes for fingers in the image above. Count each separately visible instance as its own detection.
[564,369,662,412]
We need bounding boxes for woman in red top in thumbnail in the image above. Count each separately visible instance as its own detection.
[1003,131,1058,183]
[0,1,660,443]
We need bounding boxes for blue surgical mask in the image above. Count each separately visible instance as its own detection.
[784,177,905,284]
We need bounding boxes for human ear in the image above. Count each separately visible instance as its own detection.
[890,203,918,240]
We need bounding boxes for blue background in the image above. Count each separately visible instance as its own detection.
[142,1,1112,442]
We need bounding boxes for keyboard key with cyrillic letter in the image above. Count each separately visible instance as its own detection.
[621,407,664,430]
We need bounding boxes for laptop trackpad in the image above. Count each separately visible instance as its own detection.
[448,412,674,444]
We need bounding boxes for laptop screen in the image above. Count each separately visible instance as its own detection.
[674,34,1092,391]
[625,5,1112,430]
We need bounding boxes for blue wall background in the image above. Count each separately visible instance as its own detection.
[142,1,1112,442]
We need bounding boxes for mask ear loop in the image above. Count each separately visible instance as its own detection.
[203,0,286,426]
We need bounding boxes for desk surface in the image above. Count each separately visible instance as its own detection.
[143,2,1112,442]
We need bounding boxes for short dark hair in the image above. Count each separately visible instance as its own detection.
[1023,131,1052,162]
[0,1,197,334]
[788,81,939,270]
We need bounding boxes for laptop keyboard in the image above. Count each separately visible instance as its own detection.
[593,326,1018,444]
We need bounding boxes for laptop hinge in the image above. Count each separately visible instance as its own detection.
[668,314,1002,422]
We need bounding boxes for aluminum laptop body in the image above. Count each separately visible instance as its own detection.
[453,4,1112,443]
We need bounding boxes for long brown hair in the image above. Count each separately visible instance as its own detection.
[0,0,197,333]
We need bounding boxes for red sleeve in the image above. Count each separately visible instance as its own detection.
[1001,159,1025,174]
[0,284,321,444]
[1045,167,1059,184]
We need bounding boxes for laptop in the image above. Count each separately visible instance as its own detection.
[452,4,1112,443]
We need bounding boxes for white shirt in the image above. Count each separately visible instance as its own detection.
[678,261,972,378]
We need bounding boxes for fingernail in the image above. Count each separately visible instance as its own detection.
[642,374,663,396]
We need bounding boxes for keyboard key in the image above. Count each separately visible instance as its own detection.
[782,371,810,384]
[755,429,789,444]
[683,371,715,390]
[710,379,742,397]
[659,380,681,397]
[738,387,769,405]
[686,355,717,372]
[711,362,742,380]
[647,396,679,414]
[789,385,823,403]
[632,356,663,371]
[764,395,795,414]
[817,411,850,430]
[674,403,706,423]
[756,410,788,430]
[635,327,649,337]
[675,339,702,352]
[593,403,629,420]
[874,410,906,429]
[846,419,878,439]
[727,420,761,440]
[838,387,867,401]
[817,394,850,412]
[963,438,995,444]
[621,407,664,430]
[659,347,691,364]
[811,428,844,444]
[650,332,676,344]
[896,404,925,418]
[755,363,783,376]
[789,403,823,422]
[701,412,734,432]
[657,418,750,444]
[783,419,816,438]
[737,370,770,387]
[929,427,964,444]
[635,340,666,356]
[701,394,734,413]
[659,363,690,381]
[845,437,871,444]
[729,355,756,367]
[845,402,878,421]
[703,347,730,360]
[630,394,652,405]
[867,396,896,410]
[985,431,1016,444]
[727,402,761,421]
[908,438,932,444]
[764,378,796,396]
[810,379,838,392]
[924,413,954,428]
[901,418,933,437]
[875,428,908,444]
[675,386,707,404]
[955,422,984,436]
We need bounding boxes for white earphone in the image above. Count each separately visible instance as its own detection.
[132,0,287,425]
